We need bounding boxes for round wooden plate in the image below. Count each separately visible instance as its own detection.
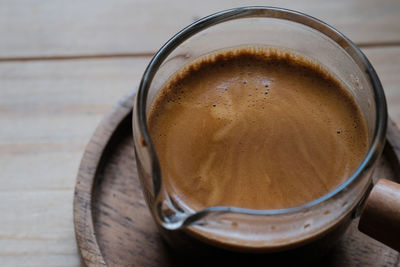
[74,91,400,266]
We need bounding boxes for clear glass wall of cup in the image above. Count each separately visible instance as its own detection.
[133,6,396,261]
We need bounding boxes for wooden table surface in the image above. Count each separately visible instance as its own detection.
[1,1,399,266]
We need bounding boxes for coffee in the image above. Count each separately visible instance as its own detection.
[148,47,368,210]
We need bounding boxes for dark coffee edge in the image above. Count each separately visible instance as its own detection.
[182,208,354,253]
[147,45,365,133]
[147,45,368,202]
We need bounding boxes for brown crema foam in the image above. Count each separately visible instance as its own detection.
[148,47,368,210]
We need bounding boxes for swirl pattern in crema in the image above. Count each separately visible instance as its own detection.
[148,47,368,210]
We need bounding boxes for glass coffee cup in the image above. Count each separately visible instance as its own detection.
[133,6,399,259]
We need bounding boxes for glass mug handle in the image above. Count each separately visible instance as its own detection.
[358,179,400,252]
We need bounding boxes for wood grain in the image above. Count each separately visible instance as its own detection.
[363,47,400,121]
[0,0,399,266]
[359,179,400,252]
[74,92,400,266]
[0,46,399,266]
[0,58,148,266]
[1,0,399,58]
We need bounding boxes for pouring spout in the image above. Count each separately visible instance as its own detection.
[154,197,231,230]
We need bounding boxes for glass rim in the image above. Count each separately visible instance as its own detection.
[136,6,387,217]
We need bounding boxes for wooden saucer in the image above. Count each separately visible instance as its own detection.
[74,91,400,266]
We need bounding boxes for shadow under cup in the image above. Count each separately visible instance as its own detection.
[133,6,387,256]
